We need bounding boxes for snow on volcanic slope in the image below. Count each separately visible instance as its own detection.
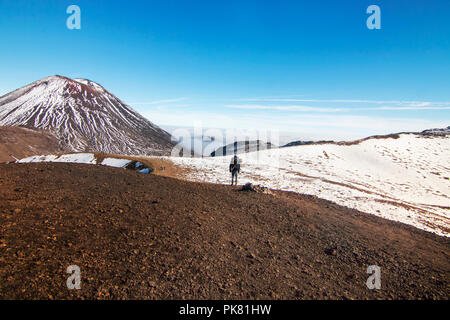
[18,153,151,173]
[0,75,174,155]
[171,134,450,237]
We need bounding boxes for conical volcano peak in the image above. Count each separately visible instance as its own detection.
[32,75,105,96]
[0,76,174,155]
[73,78,107,93]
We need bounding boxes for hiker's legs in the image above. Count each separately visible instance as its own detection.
[232,171,238,185]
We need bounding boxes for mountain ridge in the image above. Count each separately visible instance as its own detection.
[282,126,450,148]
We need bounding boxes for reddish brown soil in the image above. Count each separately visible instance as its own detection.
[0,126,60,163]
[0,163,448,300]
[91,152,189,179]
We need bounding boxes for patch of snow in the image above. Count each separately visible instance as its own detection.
[19,153,95,164]
[19,155,59,163]
[55,153,97,164]
[101,158,131,168]
[135,162,143,168]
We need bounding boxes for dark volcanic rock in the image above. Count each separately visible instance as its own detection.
[239,182,272,194]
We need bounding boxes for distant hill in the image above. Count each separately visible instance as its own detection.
[421,126,450,136]
[210,140,275,157]
[283,126,450,148]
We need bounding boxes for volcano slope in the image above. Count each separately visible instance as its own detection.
[0,163,448,300]
[0,126,60,163]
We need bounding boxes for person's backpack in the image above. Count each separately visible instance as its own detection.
[229,156,240,172]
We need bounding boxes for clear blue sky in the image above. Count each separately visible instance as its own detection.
[0,0,449,139]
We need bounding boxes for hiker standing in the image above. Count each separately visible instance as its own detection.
[229,155,241,186]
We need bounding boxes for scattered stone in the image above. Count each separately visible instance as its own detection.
[247,253,256,259]
[325,247,338,256]
[239,183,272,194]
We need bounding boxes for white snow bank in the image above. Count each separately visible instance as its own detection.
[19,153,96,164]
[18,153,150,173]
[101,157,131,168]
[18,155,59,163]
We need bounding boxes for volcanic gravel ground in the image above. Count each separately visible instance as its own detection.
[0,163,448,299]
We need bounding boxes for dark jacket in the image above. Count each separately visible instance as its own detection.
[229,157,241,173]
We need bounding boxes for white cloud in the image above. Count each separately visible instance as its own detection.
[137,95,450,141]
[376,106,450,110]
[239,97,450,106]
[226,104,348,112]
[128,97,188,105]
[226,104,450,112]
[143,110,449,141]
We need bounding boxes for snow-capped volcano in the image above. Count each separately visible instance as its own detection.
[0,75,174,155]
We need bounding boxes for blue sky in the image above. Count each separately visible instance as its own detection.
[0,0,449,140]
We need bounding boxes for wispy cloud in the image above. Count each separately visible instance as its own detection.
[376,106,450,110]
[238,98,450,107]
[226,104,348,112]
[226,103,450,112]
[142,109,449,141]
[129,97,188,105]
[138,95,449,140]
